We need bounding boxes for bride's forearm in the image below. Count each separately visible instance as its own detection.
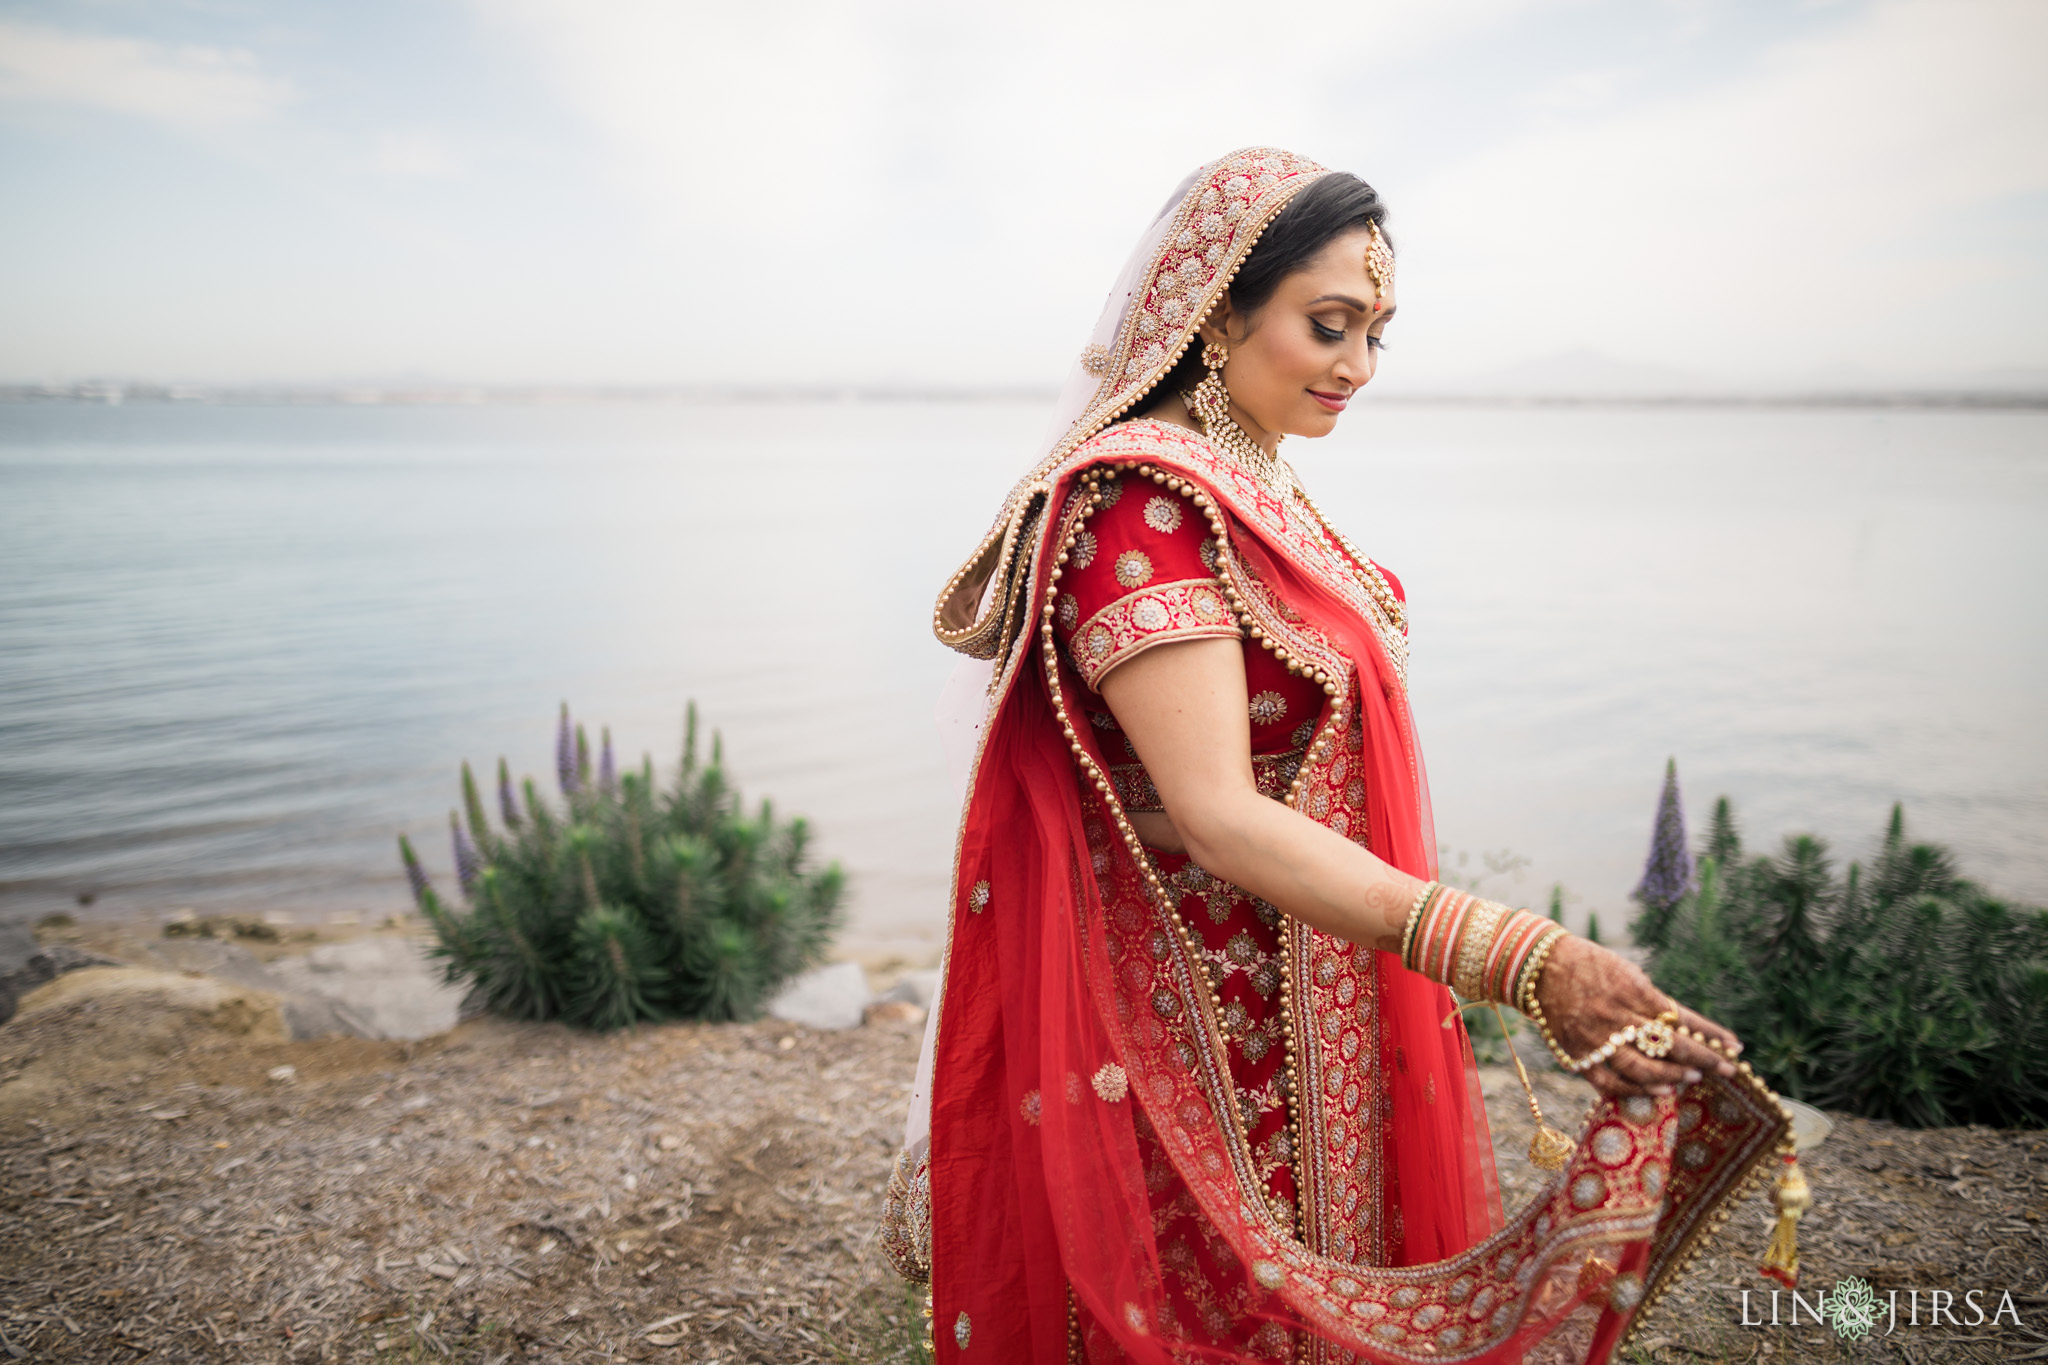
[1172,789,1424,953]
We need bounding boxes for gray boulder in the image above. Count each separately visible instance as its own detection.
[765,962,872,1031]
[877,968,942,1011]
[0,920,114,1025]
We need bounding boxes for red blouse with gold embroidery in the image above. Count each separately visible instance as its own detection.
[1050,466,1336,813]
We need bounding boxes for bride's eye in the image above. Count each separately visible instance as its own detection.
[1367,335,1387,351]
[1310,319,1346,342]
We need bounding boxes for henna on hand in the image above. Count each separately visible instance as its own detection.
[1533,936,1742,1098]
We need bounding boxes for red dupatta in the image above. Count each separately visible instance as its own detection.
[925,150,1787,1363]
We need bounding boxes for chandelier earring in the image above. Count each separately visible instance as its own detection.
[1187,339,1233,433]
[1182,335,1288,496]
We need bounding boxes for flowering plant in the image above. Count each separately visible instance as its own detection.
[399,702,843,1030]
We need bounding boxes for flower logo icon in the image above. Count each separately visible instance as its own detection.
[1828,1276,1880,1342]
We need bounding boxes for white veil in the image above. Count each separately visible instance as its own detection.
[904,167,1204,1151]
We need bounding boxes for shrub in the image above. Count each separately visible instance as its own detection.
[398,702,844,1031]
[1640,792,2048,1128]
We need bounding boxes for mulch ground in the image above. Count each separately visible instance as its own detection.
[4,986,2046,1364]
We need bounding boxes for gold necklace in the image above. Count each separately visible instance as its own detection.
[1185,389,1408,642]
[1183,379,1294,500]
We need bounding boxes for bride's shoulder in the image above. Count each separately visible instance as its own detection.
[1069,415,1218,471]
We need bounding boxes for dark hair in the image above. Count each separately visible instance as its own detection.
[1137,173,1390,413]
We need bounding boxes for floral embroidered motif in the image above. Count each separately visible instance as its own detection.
[1109,747,1303,812]
[1068,579,1235,687]
[1143,495,1185,534]
[1056,594,1079,630]
[1081,343,1112,375]
[1248,690,1287,725]
[1093,1062,1129,1102]
[1096,475,1123,509]
[1114,549,1153,588]
[879,1146,932,1283]
[1020,1089,1042,1125]
[968,879,991,913]
[1070,529,1098,570]
[954,1311,971,1349]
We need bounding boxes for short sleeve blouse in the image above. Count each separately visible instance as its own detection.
[1049,470,1329,806]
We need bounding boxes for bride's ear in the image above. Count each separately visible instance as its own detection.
[1197,292,1240,348]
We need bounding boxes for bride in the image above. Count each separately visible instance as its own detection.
[888,148,1789,1364]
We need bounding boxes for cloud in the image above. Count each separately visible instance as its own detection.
[370,132,464,179]
[472,0,1571,380]
[1397,0,2048,382]
[0,20,291,127]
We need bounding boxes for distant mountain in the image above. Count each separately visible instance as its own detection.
[1383,350,2048,403]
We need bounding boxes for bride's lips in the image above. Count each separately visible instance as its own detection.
[1308,389,1350,413]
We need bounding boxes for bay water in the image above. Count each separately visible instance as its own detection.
[2,398,2042,958]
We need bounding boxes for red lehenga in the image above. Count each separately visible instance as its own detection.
[893,149,1788,1364]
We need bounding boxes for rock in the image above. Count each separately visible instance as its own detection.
[866,1000,926,1026]
[0,918,115,1026]
[765,962,872,1031]
[877,968,941,1011]
[265,937,465,1041]
[14,966,290,1039]
[0,920,41,976]
[139,937,360,1040]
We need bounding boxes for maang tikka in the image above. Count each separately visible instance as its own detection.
[1364,221,1394,308]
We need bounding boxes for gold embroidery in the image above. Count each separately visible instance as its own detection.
[880,1147,932,1283]
[1114,548,1154,588]
[1108,745,1302,813]
[1143,494,1186,534]
[1066,577,1235,688]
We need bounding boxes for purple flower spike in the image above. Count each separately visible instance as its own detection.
[599,727,617,794]
[498,757,523,827]
[557,702,581,796]
[1633,757,1694,912]
[398,834,432,909]
[451,812,481,895]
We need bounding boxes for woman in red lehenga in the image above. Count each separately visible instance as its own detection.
[884,149,1791,1364]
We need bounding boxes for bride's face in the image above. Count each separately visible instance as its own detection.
[1202,227,1395,443]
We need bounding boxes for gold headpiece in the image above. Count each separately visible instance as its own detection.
[1364,221,1395,300]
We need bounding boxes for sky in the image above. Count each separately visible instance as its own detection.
[0,0,2044,391]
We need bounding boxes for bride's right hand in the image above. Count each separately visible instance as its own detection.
[1532,935,1742,1098]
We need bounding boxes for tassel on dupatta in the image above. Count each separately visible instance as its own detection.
[1759,1150,1812,1287]
[1447,1000,1577,1172]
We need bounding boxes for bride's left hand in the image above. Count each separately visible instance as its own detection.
[1531,935,1741,1098]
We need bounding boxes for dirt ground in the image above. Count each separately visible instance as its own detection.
[4,976,2046,1364]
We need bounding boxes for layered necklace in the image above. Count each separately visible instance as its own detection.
[1183,380,1409,645]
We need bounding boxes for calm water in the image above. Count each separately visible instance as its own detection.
[2,399,2044,954]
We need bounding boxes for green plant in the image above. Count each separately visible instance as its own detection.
[399,702,844,1031]
[1644,793,2048,1128]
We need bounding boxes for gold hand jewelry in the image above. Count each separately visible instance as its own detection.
[1634,1011,1680,1060]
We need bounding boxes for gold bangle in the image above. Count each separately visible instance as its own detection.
[1399,880,1438,966]
[1517,929,1576,1069]
[1451,900,1506,1000]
